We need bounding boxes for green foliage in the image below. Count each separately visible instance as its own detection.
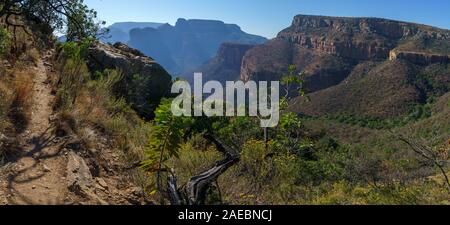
[55,40,96,110]
[311,180,449,205]
[1,0,105,41]
[239,140,276,185]
[0,27,10,56]
[59,39,92,60]
[280,65,310,108]
[64,1,106,41]
[320,103,433,130]
[138,65,449,205]
[141,99,195,172]
[419,64,450,97]
[213,116,262,148]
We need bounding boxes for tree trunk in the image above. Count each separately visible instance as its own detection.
[166,134,240,205]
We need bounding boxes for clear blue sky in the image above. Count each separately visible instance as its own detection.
[85,0,450,38]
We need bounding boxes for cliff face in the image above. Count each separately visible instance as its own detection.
[127,18,267,76]
[241,15,450,118]
[390,50,450,65]
[183,43,255,84]
[215,43,255,69]
[100,22,164,44]
[242,15,450,82]
[278,15,450,60]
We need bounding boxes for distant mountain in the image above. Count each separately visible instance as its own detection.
[127,18,267,76]
[182,42,256,84]
[100,22,164,43]
[241,15,450,118]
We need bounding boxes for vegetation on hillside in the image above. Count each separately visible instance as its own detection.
[1,1,449,205]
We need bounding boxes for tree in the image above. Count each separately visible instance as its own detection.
[263,65,309,150]
[141,99,240,205]
[0,0,105,41]
[141,65,312,205]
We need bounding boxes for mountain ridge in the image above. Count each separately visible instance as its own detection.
[240,14,450,118]
[126,18,267,76]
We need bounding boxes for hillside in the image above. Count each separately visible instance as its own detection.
[0,17,170,204]
[240,15,450,118]
[1,2,449,206]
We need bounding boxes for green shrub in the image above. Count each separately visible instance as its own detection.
[0,27,10,56]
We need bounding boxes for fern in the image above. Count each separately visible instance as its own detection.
[141,98,194,173]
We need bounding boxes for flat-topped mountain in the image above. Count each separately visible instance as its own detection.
[127,18,267,76]
[100,22,164,44]
[241,14,450,118]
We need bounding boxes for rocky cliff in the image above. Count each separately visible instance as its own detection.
[390,50,450,65]
[241,15,450,118]
[128,18,267,76]
[87,42,172,118]
[100,22,164,44]
[183,42,255,84]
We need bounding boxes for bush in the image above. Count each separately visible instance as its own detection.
[0,83,13,128]
[0,27,11,56]
[239,140,276,186]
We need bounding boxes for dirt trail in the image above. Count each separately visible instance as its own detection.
[0,50,148,206]
[1,55,69,205]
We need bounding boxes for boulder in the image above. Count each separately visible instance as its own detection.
[87,42,172,119]
[66,152,108,205]
[67,152,94,196]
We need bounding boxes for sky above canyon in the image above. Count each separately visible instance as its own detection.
[85,0,450,38]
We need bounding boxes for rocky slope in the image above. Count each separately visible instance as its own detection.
[87,42,172,119]
[128,18,267,76]
[241,15,450,118]
[0,49,147,205]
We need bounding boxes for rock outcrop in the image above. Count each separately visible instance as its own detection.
[390,50,450,65]
[87,42,172,119]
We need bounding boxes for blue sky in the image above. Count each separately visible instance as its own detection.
[85,0,450,38]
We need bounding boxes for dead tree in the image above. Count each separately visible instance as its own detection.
[165,134,240,205]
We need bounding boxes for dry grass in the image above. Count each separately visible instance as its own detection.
[8,69,34,133]
[0,81,14,129]
[53,51,153,164]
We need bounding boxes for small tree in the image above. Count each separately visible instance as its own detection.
[263,65,309,150]
[0,0,105,41]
